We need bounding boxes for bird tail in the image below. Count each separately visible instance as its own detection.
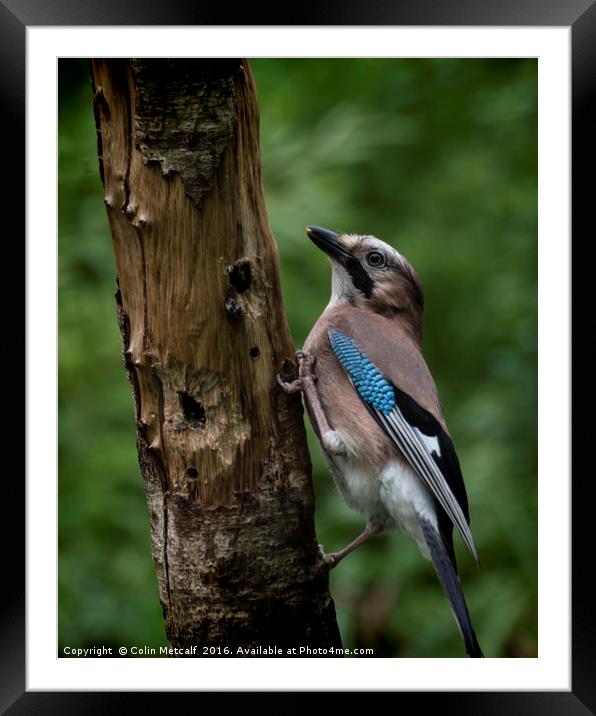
[417,515,484,658]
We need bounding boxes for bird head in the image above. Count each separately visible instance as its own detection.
[306,225,424,333]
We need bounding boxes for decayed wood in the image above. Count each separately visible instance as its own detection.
[91,58,341,652]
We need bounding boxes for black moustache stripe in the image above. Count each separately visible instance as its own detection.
[345,257,374,298]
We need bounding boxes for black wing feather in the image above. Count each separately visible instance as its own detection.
[394,386,469,523]
[365,384,477,562]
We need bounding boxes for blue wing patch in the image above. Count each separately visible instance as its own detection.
[328,328,395,415]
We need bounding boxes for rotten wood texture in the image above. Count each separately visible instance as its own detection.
[91,59,341,652]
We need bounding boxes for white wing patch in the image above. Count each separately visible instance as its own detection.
[416,431,441,457]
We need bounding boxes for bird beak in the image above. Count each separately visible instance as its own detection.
[306,226,354,264]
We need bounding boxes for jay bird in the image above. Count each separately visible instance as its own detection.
[278,226,483,658]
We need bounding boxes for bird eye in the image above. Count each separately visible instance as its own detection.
[366,251,386,268]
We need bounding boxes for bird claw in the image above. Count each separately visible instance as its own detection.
[318,544,338,568]
[296,349,317,380]
[277,349,317,393]
[276,373,303,394]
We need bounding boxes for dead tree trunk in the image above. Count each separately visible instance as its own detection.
[90,59,341,653]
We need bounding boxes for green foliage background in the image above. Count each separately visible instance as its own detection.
[59,58,537,658]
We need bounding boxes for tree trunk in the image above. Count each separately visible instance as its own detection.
[90,58,341,654]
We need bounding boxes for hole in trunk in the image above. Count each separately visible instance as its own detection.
[228,260,252,293]
[179,392,206,425]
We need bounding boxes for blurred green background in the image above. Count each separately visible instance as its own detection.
[59,58,537,658]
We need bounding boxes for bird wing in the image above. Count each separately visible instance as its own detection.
[328,326,477,562]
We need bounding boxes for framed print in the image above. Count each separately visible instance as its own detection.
[11,0,592,710]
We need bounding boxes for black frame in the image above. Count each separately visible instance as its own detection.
[11,0,592,710]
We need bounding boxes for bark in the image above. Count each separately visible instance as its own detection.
[90,59,341,653]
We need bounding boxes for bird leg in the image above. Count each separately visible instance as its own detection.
[277,351,346,455]
[278,352,381,567]
[319,520,385,568]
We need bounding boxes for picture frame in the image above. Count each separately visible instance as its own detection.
[12,0,590,708]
